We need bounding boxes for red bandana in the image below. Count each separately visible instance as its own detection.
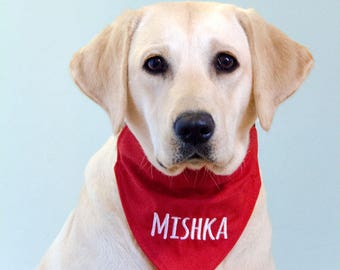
[114,126,261,270]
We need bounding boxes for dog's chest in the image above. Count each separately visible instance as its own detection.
[112,127,262,270]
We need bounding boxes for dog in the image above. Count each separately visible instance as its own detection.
[38,2,313,270]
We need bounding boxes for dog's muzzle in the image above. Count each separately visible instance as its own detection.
[173,111,215,162]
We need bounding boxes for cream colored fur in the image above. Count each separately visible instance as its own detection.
[38,2,313,270]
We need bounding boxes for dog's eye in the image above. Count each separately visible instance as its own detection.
[143,56,168,75]
[214,53,239,73]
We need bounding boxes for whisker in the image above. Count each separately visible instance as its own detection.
[139,156,149,170]
[168,175,174,189]
[183,171,190,184]
[202,169,208,184]
[206,169,220,191]
[193,170,199,188]
[149,164,154,180]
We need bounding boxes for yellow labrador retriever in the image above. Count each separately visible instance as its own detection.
[38,2,313,270]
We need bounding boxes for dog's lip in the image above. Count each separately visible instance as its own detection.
[156,158,204,174]
[157,157,219,175]
[178,148,213,163]
[157,150,211,171]
[157,159,168,169]
[188,153,204,160]
[157,156,233,176]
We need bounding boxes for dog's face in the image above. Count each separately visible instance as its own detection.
[70,2,313,176]
[127,4,253,175]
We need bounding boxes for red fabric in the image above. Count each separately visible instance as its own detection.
[114,126,261,270]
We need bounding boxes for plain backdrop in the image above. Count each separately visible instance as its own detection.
[1,0,339,269]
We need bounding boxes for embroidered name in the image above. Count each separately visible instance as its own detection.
[150,212,228,240]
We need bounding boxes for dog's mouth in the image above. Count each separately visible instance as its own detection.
[157,158,229,176]
[157,154,209,170]
[175,143,214,163]
[157,144,217,174]
[188,153,203,160]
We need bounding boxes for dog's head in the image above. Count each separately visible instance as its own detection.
[70,2,313,176]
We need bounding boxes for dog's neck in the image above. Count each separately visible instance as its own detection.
[115,126,259,196]
[114,126,261,269]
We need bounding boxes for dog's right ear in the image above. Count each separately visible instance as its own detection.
[70,10,141,135]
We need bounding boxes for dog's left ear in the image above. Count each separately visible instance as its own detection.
[70,10,141,134]
[235,8,314,131]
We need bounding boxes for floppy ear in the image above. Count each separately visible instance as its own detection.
[236,8,314,131]
[70,10,141,134]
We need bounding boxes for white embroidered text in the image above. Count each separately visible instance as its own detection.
[150,212,228,240]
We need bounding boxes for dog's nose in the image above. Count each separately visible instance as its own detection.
[174,112,215,145]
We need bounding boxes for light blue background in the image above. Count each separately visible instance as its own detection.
[1,0,339,269]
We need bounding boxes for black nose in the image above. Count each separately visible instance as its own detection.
[174,112,215,145]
